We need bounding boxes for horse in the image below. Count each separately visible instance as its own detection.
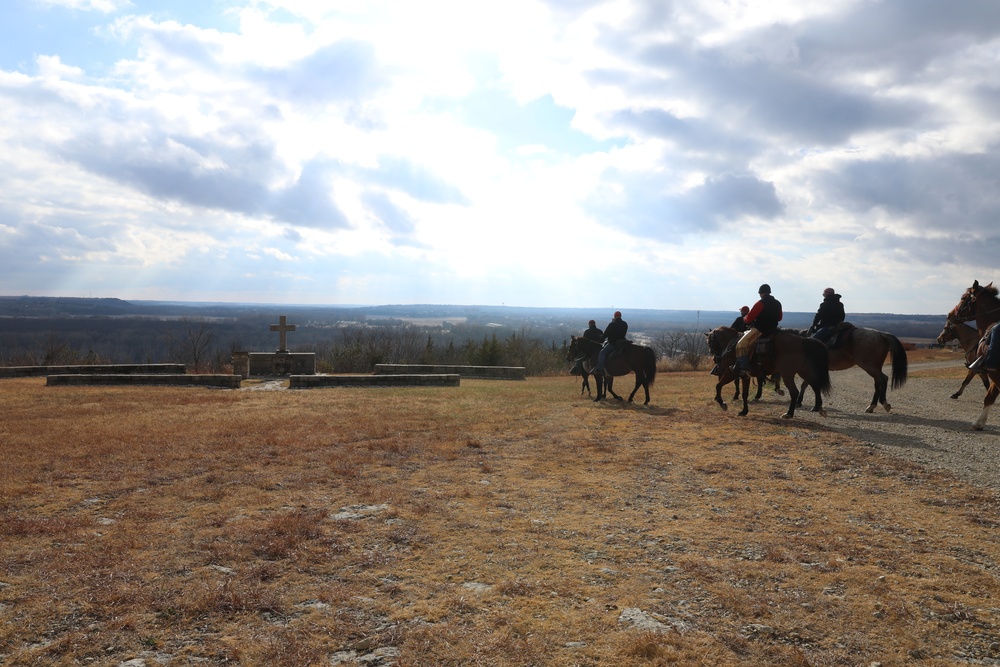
[948,280,1000,430]
[705,326,831,418]
[566,336,657,405]
[936,319,991,399]
[569,362,593,396]
[792,324,908,413]
[705,328,784,404]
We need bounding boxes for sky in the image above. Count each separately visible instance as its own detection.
[1,0,999,315]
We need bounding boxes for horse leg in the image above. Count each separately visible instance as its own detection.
[593,375,604,402]
[715,379,729,411]
[627,374,642,403]
[781,374,800,419]
[866,371,889,413]
[738,376,751,416]
[582,373,591,396]
[973,377,999,430]
[606,376,623,401]
[951,371,976,399]
[752,375,764,402]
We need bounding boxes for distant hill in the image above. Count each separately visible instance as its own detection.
[0,295,949,339]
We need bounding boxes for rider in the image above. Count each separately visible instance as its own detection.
[730,306,750,333]
[570,320,605,375]
[809,287,845,343]
[967,324,1000,372]
[591,311,628,376]
[733,284,782,378]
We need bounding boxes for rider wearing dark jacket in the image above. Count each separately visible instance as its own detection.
[809,288,845,343]
[592,311,628,376]
[730,306,750,333]
[583,319,603,343]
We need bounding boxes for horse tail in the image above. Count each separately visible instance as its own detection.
[644,346,658,386]
[885,333,909,389]
[804,338,832,396]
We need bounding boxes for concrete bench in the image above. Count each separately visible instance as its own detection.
[289,374,460,388]
[46,374,241,388]
[373,364,525,380]
[2,363,187,378]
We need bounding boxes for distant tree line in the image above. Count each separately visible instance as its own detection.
[0,316,582,375]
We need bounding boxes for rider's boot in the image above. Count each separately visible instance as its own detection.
[570,357,585,376]
[732,355,750,379]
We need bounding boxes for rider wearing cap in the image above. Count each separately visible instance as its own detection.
[809,287,845,344]
[733,284,782,377]
[731,306,751,333]
[591,311,628,376]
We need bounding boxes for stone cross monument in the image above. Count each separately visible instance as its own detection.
[270,315,296,352]
[243,314,316,376]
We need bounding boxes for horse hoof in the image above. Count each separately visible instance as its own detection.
[781,413,794,419]
[884,404,892,412]
[950,394,960,400]
[818,409,828,418]
[738,409,749,417]
[865,406,875,414]
[719,403,728,411]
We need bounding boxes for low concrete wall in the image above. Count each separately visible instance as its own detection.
[374,364,525,380]
[46,374,241,388]
[1,363,187,378]
[290,374,460,389]
[249,352,316,376]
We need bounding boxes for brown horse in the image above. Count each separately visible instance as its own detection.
[706,326,831,418]
[793,324,908,413]
[948,280,1000,430]
[567,336,657,405]
[936,319,990,399]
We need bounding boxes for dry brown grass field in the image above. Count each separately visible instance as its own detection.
[3,349,1000,666]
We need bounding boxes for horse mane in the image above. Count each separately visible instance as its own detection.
[977,282,1000,299]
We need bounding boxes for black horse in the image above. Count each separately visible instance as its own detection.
[567,336,658,405]
[706,326,831,418]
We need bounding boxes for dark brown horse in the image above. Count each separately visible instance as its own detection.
[705,328,784,404]
[793,324,908,413]
[948,280,1000,430]
[706,326,831,418]
[936,319,990,399]
[567,336,657,405]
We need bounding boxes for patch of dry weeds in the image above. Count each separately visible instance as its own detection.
[1,374,999,665]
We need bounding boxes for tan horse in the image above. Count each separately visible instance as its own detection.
[948,280,1000,430]
[936,319,990,400]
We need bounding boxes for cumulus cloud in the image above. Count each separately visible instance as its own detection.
[2,0,1000,312]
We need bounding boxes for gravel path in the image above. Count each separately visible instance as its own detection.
[758,359,1000,490]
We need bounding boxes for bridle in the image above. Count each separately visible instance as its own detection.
[949,286,1000,325]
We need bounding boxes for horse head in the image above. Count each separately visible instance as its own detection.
[705,326,734,358]
[936,320,958,346]
[950,284,980,323]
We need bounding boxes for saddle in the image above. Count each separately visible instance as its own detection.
[976,323,998,358]
[829,322,855,349]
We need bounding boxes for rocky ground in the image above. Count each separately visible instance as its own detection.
[758,359,1000,490]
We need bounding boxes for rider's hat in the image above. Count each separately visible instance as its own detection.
[823,287,835,297]
[740,305,750,314]
[614,311,622,318]
[758,284,771,294]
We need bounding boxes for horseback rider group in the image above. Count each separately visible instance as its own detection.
[592,311,628,376]
[733,284,783,377]
[571,311,629,377]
